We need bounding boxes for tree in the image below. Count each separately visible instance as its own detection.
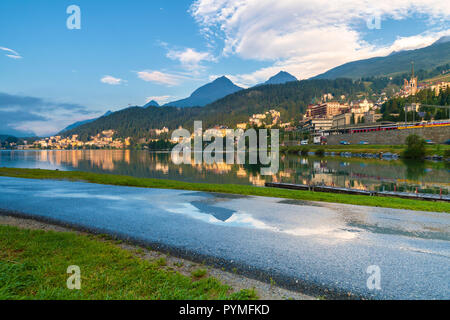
[402,134,426,159]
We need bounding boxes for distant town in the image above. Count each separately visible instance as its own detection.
[300,67,449,139]
[29,130,131,150]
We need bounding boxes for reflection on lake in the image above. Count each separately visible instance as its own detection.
[0,150,448,194]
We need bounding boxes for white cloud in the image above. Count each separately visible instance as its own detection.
[0,46,22,59]
[385,31,449,52]
[167,48,216,71]
[137,70,183,86]
[6,54,22,59]
[101,75,124,85]
[191,0,450,85]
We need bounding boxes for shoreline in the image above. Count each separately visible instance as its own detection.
[0,211,315,300]
[281,144,450,160]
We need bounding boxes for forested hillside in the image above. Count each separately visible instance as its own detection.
[314,41,450,80]
[381,87,450,122]
[200,78,365,126]
[362,64,450,94]
[64,79,366,141]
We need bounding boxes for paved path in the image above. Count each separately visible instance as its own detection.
[0,177,449,299]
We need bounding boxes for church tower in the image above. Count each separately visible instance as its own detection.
[404,61,418,95]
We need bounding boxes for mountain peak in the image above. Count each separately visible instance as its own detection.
[164,76,243,107]
[211,76,234,84]
[144,100,160,108]
[265,71,298,85]
[276,71,291,76]
[215,75,230,81]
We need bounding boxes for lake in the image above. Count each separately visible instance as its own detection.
[0,150,448,195]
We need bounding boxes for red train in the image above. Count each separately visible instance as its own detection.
[347,120,450,134]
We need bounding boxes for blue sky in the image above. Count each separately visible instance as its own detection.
[1,0,449,136]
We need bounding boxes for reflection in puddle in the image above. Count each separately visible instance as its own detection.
[165,203,278,232]
[190,201,235,222]
[180,192,248,200]
[277,199,321,207]
[348,222,450,241]
[166,198,360,242]
[37,190,125,201]
[398,246,450,258]
[283,226,359,240]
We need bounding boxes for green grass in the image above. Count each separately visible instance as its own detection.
[0,168,448,213]
[0,225,258,300]
[281,144,450,157]
[191,269,208,279]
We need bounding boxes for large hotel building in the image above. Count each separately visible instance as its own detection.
[305,102,348,119]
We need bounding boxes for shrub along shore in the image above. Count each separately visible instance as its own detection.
[281,143,450,158]
[0,168,448,213]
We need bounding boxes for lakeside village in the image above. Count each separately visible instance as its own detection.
[6,75,450,151]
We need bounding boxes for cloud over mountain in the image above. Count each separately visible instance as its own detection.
[190,0,450,85]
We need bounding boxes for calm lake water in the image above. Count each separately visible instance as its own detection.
[0,150,448,195]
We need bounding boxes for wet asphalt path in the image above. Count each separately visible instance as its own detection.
[0,177,449,299]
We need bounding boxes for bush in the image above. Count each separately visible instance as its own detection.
[281,146,302,154]
[315,148,325,157]
[403,135,426,159]
[444,149,450,158]
[289,146,302,154]
[300,147,310,155]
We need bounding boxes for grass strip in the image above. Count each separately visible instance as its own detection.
[281,144,450,157]
[0,168,448,213]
